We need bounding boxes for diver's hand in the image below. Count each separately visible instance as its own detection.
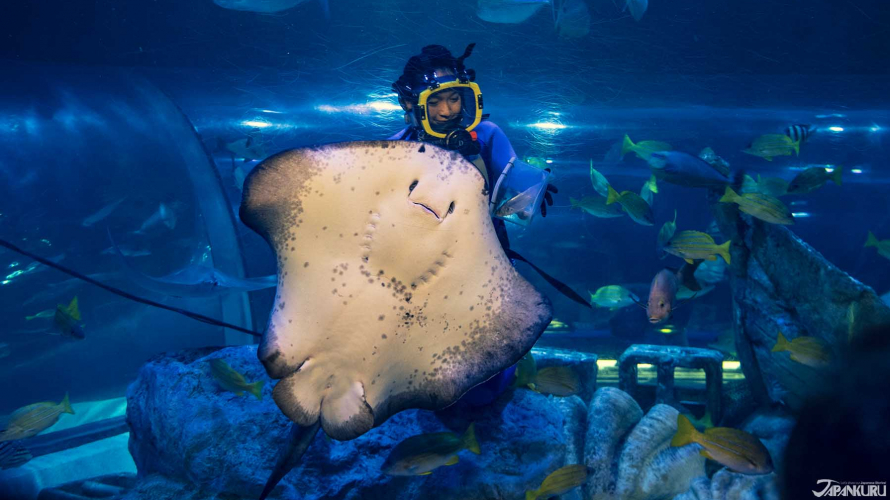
[540,169,558,217]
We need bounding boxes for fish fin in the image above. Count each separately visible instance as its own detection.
[620,134,634,159]
[719,186,738,203]
[444,455,459,466]
[832,166,843,186]
[606,185,621,205]
[236,391,245,397]
[526,490,539,500]
[418,471,433,476]
[250,380,265,401]
[866,231,878,248]
[67,296,81,322]
[678,261,703,291]
[685,258,694,265]
[717,240,732,265]
[649,174,658,193]
[765,156,773,161]
[792,140,800,156]
[630,295,647,310]
[671,414,697,447]
[25,316,36,321]
[672,209,677,225]
[463,422,481,455]
[772,332,790,353]
[527,383,536,391]
[674,292,698,310]
[60,392,74,414]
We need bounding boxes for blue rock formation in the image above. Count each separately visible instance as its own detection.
[126,346,573,500]
[710,197,890,411]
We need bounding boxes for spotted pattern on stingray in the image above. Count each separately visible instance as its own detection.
[240,141,552,440]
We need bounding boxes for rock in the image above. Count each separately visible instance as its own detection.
[126,346,573,500]
[555,396,587,466]
[583,388,706,500]
[531,346,598,403]
[740,409,796,479]
[720,380,757,428]
[674,469,779,500]
[709,197,890,411]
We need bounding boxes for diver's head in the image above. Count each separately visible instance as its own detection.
[392,44,483,143]
[399,67,463,133]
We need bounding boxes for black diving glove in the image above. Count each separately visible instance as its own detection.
[540,168,558,217]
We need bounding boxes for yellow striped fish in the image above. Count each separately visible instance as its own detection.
[771,332,831,368]
[0,393,74,442]
[720,187,794,225]
[671,414,773,475]
[620,134,672,161]
[526,464,590,500]
[209,359,264,400]
[663,230,731,265]
[533,366,580,397]
[606,185,654,226]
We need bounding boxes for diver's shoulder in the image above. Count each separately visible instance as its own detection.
[387,127,411,141]
[473,120,505,137]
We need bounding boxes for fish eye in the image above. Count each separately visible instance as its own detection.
[409,180,418,192]
[447,202,455,214]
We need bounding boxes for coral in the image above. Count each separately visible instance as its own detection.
[674,469,778,500]
[583,387,706,500]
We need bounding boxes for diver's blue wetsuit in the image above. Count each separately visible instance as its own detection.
[389,120,519,406]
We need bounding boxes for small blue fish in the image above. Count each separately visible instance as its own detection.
[648,151,729,188]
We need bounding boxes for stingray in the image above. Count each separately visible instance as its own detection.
[108,231,276,298]
[240,141,553,498]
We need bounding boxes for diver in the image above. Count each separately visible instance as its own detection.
[389,43,556,255]
[389,44,559,407]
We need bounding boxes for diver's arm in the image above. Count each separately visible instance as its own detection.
[484,123,518,181]
[485,123,556,217]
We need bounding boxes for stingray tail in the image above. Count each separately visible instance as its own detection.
[505,250,592,309]
[258,422,321,500]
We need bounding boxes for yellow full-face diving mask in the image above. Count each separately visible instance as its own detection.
[414,77,483,139]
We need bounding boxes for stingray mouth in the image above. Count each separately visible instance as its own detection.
[412,202,441,220]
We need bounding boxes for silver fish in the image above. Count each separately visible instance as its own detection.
[82,197,126,227]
